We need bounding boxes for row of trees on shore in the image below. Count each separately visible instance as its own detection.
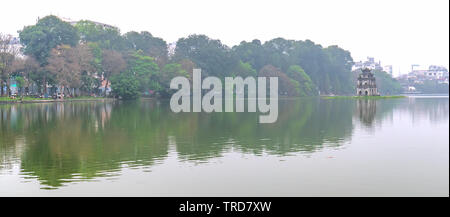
[0,15,398,99]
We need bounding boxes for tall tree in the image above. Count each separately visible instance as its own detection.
[19,15,79,65]
[124,51,159,93]
[232,61,257,78]
[19,56,40,95]
[46,44,93,98]
[123,31,168,67]
[178,58,196,82]
[82,42,103,94]
[259,65,299,96]
[0,33,20,96]
[232,39,266,71]
[75,20,125,51]
[286,65,317,96]
[19,15,79,95]
[323,45,354,94]
[174,34,237,78]
[101,49,126,96]
[158,63,189,97]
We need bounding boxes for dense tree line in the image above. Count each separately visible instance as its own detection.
[0,15,401,99]
[414,80,449,94]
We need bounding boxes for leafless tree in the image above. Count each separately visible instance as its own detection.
[101,50,126,96]
[46,44,94,98]
[12,56,40,96]
[0,33,20,96]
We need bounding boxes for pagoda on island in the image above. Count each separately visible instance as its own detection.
[356,68,379,96]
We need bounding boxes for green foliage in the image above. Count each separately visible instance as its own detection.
[15,15,400,98]
[232,40,266,71]
[232,38,355,95]
[232,61,257,77]
[323,46,354,94]
[75,20,125,50]
[126,51,160,92]
[415,80,449,94]
[174,34,237,78]
[159,63,188,90]
[87,42,103,71]
[19,15,79,65]
[372,70,403,95]
[15,76,25,88]
[258,65,299,96]
[80,71,100,94]
[110,73,140,99]
[286,65,317,96]
[123,31,168,66]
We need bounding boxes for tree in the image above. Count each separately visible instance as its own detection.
[75,20,125,51]
[178,58,196,82]
[232,39,266,71]
[232,37,355,95]
[414,80,449,94]
[286,65,317,96]
[14,76,25,97]
[110,72,140,99]
[19,57,40,95]
[0,33,20,96]
[46,44,93,98]
[232,61,257,78]
[125,51,159,93]
[323,45,354,94]
[101,49,126,96]
[19,15,79,94]
[259,65,299,96]
[13,15,363,97]
[80,43,102,95]
[371,70,403,95]
[158,63,189,97]
[19,15,79,65]
[123,31,168,67]
[174,34,237,78]
[9,57,26,97]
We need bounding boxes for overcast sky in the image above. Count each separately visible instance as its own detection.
[1,0,448,76]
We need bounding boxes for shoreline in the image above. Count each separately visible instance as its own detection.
[0,97,115,104]
[321,95,407,99]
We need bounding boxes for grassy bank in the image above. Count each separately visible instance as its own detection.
[0,96,50,102]
[322,95,407,100]
[1,96,108,103]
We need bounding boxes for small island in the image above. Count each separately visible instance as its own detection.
[323,68,406,99]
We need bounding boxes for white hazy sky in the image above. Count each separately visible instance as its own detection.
[1,0,448,76]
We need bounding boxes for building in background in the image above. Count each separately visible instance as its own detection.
[352,57,394,76]
[399,65,449,83]
[397,65,449,93]
[352,57,383,71]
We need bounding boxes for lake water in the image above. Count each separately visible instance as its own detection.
[0,96,448,196]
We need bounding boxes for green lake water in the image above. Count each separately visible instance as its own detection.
[0,96,448,196]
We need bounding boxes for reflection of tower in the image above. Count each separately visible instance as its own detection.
[356,99,377,127]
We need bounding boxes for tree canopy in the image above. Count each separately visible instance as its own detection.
[19,15,79,65]
[10,15,407,99]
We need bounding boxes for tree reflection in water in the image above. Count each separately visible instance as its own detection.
[0,97,448,188]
